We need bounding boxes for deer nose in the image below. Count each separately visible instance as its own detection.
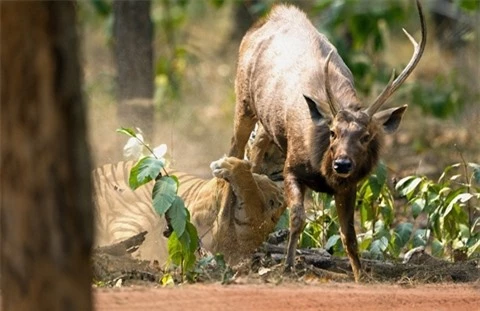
[333,157,353,175]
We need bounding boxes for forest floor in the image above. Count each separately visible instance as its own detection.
[92,233,480,311]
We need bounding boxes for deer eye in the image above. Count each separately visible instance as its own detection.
[330,130,336,139]
[360,133,370,143]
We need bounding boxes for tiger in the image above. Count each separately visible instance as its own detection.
[246,123,285,178]
[93,155,286,265]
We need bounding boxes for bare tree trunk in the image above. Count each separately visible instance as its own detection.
[0,2,93,310]
[113,0,154,140]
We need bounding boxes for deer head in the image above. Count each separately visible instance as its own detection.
[305,0,426,183]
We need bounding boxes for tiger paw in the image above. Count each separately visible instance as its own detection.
[210,156,251,181]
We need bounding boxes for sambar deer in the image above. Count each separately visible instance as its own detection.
[229,0,426,281]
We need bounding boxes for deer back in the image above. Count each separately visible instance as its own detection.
[236,5,361,157]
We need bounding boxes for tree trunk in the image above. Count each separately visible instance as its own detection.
[113,0,155,140]
[0,2,93,310]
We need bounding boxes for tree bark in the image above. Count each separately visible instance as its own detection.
[113,0,154,140]
[0,2,93,310]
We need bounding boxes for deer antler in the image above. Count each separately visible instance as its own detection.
[367,0,426,116]
[324,50,338,116]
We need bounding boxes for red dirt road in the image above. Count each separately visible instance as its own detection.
[94,283,480,311]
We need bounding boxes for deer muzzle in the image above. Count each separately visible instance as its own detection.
[333,156,353,176]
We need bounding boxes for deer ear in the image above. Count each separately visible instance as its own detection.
[304,95,329,126]
[373,105,408,134]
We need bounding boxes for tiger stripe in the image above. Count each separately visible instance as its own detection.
[93,157,285,265]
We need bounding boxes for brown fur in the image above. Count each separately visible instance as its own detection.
[229,3,424,282]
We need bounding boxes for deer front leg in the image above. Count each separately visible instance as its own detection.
[284,173,306,270]
[228,100,257,159]
[335,187,361,282]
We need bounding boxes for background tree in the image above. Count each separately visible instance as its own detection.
[113,0,155,141]
[1,2,93,310]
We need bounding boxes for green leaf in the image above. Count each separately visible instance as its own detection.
[438,163,460,183]
[395,175,417,190]
[184,222,199,253]
[394,222,413,249]
[116,127,137,138]
[325,234,341,251]
[380,200,394,225]
[167,232,184,266]
[170,174,180,190]
[167,222,198,271]
[369,161,387,199]
[152,176,178,215]
[444,192,473,216]
[90,0,111,17]
[458,223,470,239]
[358,234,372,252]
[166,196,187,237]
[412,229,429,248]
[458,0,480,12]
[396,176,423,199]
[467,237,480,258]
[369,236,388,259]
[129,157,164,190]
[274,209,289,231]
[359,198,374,230]
[411,198,425,218]
[214,253,226,270]
[209,0,225,8]
[374,220,389,239]
[431,239,444,257]
[300,224,318,248]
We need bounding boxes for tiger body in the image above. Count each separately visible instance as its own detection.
[93,157,285,264]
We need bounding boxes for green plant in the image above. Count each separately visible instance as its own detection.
[308,160,480,261]
[305,162,397,260]
[299,192,340,253]
[117,127,199,279]
[410,73,466,119]
[356,161,397,259]
[395,161,480,259]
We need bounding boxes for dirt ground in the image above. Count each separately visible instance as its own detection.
[90,227,480,311]
[94,283,480,311]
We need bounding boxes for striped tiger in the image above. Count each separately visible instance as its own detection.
[247,123,285,178]
[93,156,286,265]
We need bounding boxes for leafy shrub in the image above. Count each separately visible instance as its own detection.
[118,127,199,278]
[309,161,480,261]
[395,161,480,259]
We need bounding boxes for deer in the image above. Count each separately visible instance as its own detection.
[228,0,426,282]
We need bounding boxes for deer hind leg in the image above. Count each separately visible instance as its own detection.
[284,173,306,270]
[335,187,362,282]
[229,98,257,159]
